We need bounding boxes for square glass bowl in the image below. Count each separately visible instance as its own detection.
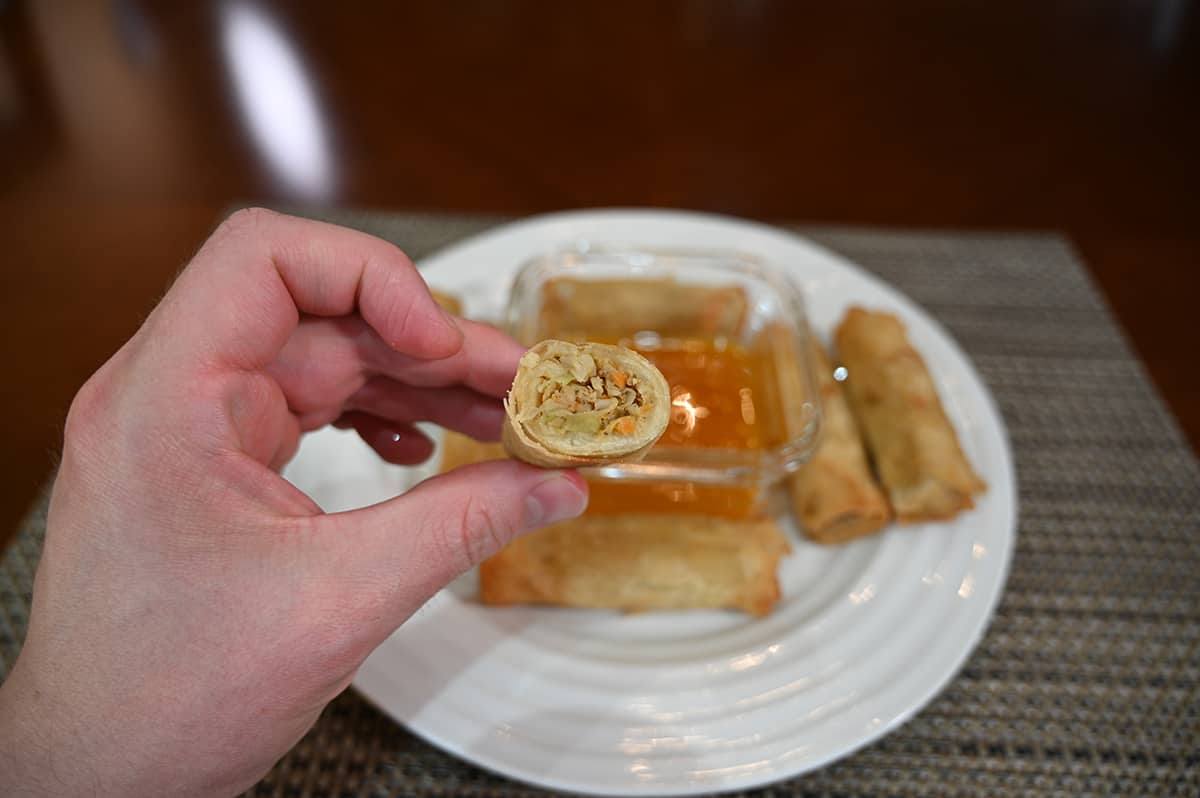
[505,246,822,517]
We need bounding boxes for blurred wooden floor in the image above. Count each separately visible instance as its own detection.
[1,1,1197,545]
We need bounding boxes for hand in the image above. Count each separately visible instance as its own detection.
[0,209,588,797]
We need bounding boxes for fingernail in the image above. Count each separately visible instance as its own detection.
[525,473,588,528]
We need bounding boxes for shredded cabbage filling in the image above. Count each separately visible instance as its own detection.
[519,350,648,437]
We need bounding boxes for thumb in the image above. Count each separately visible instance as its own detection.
[325,459,588,619]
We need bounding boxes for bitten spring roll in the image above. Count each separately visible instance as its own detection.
[502,340,671,468]
[789,340,892,542]
[835,307,986,522]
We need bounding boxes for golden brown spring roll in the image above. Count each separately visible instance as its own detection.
[835,308,986,522]
[502,340,671,468]
[429,289,463,316]
[539,277,749,339]
[479,513,790,616]
[789,340,892,542]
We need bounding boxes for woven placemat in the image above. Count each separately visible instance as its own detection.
[3,211,1198,797]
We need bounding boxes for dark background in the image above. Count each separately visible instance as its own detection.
[1,1,1197,546]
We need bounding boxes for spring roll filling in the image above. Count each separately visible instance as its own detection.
[518,350,649,441]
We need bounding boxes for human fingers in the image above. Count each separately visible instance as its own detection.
[334,413,436,465]
[147,208,462,373]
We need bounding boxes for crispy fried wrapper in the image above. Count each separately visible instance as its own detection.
[502,340,671,468]
[480,513,790,616]
[835,307,986,522]
[788,340,892,542]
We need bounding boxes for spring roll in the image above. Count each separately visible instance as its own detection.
[480,513,790,616]
[835,308,986,522]
[437,431,790,616]
[540,277,749,339]
[502,340,671,468]
[789,340,892,542]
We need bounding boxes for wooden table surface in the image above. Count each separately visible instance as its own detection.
[1,1,1197,544]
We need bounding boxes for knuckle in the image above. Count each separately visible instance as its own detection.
[63,369,112,454]
[447,494,515,571]
[380,291,420,347]
[378,238,415,270]
[216,206,278,239]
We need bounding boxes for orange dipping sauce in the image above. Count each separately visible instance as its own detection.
[637,336,765,450]
[584,335,781,518]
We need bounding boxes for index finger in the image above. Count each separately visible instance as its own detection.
[151,208,463,370]
[362,317,525,397]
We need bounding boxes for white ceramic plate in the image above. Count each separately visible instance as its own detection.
[282,210,1016,796]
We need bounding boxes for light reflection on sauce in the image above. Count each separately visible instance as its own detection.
[614,335,765,450]
[739,387,757,426]
[670,390,709,435]
[584,335,776,517]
